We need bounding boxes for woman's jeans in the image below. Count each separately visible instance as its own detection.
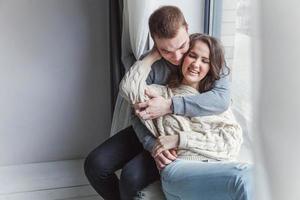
[161,159,253,200]
[84,126,159,200]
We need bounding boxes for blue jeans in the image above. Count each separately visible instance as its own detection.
[161,159,253,200]
[84,126,159,200]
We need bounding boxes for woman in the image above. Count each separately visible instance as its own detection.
[120,33,252,200]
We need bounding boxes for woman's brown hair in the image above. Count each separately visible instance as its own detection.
[168,33,229,93]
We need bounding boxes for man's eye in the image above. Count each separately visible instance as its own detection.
[179,44,187,49]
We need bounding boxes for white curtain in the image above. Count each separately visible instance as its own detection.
[110,0,157,136]
[110,0,204,136]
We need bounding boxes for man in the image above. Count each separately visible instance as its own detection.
[84,6,230,200]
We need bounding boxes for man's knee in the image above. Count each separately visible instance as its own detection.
[84,150,112,179]
[120,162,142,188]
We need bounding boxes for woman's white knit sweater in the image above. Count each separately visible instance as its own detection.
[119,56,243,161]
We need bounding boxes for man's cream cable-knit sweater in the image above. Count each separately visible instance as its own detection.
[119,56,243,161]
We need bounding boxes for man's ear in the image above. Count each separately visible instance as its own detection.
[153,43,163,57]
[152,41,159,52]
[185,24,189,32]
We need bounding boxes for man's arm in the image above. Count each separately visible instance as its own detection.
[172,73,230,117]
[138,70,230,119]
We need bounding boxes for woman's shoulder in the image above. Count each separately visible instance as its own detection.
[171,84,200,96]
[147,84,169,97]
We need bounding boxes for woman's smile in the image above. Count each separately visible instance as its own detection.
[187,66,200,76]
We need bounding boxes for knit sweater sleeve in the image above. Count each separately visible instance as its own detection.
[119,54,162,136]
[177,111,243,160]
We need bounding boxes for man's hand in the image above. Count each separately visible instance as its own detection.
[134,88,172,120]
[152,135,179,158]
[153,149,177,171]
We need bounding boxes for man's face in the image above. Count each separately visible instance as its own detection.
[154,26,190,66]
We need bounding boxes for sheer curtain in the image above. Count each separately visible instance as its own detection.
[253,0,300,199]
[110,0,156,136]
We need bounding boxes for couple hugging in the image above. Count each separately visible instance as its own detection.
[85,5,252,200]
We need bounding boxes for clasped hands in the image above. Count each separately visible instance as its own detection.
[134,91,177,170]
[151,135,179,171]
[134,89,178,170]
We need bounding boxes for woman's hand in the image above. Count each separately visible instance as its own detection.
[143,47,161,64]
[153,149,177,171]
[152,135,179,158]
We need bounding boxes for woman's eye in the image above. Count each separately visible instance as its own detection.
[202,59,210,64]
[188,53,197,58]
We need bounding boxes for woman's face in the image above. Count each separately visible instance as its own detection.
[181,40,210,90]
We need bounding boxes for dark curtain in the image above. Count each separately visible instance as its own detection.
[109,0,124,115]
[204,0,211,34]
[204,0,223,38]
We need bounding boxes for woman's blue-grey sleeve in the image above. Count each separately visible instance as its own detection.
[172,73,231,117]
[131,116,156,152]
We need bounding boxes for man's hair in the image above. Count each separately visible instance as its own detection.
[149,6,187,39]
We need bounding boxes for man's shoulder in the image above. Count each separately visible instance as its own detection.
[151,58,170,70]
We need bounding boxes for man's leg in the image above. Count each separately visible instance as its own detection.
[119,150,160,200]
[84,126,144,200]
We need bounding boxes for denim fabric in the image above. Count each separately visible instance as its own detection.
[161,159,253,200]
[84,126,159,200]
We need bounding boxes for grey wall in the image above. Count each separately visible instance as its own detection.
[0,0,111,166]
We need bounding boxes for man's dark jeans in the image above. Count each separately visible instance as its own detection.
[84,126,160,200]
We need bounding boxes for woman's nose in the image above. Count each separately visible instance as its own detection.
[192,59,201,68]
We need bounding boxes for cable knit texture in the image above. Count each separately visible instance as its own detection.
[119,58,243,161]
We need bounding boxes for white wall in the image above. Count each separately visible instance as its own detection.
[0,0,111,166]
[221,0,237,67]
[157,0,205,34]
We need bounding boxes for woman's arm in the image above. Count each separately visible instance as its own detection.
[119,51,161,104]
[119,51,162,136]
[152,112,243,161]
[177,123,243,160]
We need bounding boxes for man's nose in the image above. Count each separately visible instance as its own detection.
[173,51,182,61]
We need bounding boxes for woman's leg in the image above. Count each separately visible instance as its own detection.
[161,160,253,200]
[84,126,147,200]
